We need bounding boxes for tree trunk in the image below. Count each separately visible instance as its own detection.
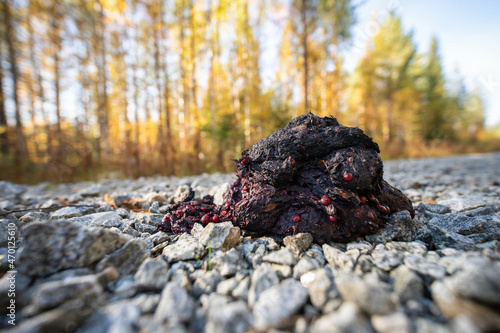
[301,0,309,113]
[0,37,8,155]
[2,0,28,176]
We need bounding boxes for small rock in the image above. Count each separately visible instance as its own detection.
[50,206,83,219]
[79,301,140,333]
[133,294,161,314]
[437,196,496,213]
[206,300,253,333]
[133,212,164,227]
[283,233,313,256]
[428,225,476,251]
[232,276,251,301]
[323,244,354,271]
[262,247,297,266]
[154,282,195,323]
[211,248,248,277]
[216,275,243,296]
[19,211,50,223]
[134,258,170,291]
[199,222,234,249]
[192,270,223,297]
[96,238,148,277]
[346,241,373,254]
[300,268,335,308]
[365,211,418,243]
[17,221,129,277]
[293,256,321,279]
[311,302,372,333]
[371,248,404,271]
[371,312,411,333]
[385,241,427,255]
[162,233,207,263]
[391,265,424,302]
[221,227,241,251]
[253,278,308,330]
[172,185,194,203]
[429,214,490,235]
[0,181,26,198]
[304,244,326,266]
[248,264,279,307]
[403,254,446,282]
[431,279,500,332]
[31,268,117,311]
[191,223,205,239]
[271,264,293,278]
[211,182,231,206]
[134,222,157,234]
[335,273,399,315]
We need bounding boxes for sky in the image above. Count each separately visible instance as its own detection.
[345,0,500,126]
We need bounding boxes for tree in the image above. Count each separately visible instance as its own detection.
[0,36,7,155]
[318,0,356,117]
[1,0,29,172]
[418,37,449,141]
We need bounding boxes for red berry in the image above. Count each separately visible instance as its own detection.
[242,185,249,192]
[162,215,171,223]
[201,214,210,224]
[212,215,220,223]
[368,194,376,202]
[224,203,230,210]
[321,196,331,206]
[354,209,362,218]
[176,210,183,217]
[329,216,337,223]
[201,207,206,212]
[193,202,198,206]
[291,158,296,164]
[221,210,228,217]
[348,157,354,163]
[377,205,390,214]
[343,172,353,182]
[186,205,194,212]
[359,196,368,204]
[241,158,249,166]
[293,216,301,223]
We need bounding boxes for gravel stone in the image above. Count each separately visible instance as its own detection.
[162,233,207,263]
[335,273,399,315]
[134,257,170,291]
[391,265,424,302]
[199,222,234,249]
[205,300,253,333]
[311,302,373,333]
[17,220,129,277]
[371,312,411,333]
[293,255,321,279]
[253,278,308,330]
[365,211,418,243]
[96,238,148,277]
[155,282,195,324]
[323,244,355,271]
[300,268,335,308]
[283,233,314,256]
[248,264,279,307]
[262,247,297,266]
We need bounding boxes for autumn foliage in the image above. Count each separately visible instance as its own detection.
[0,0,496,184]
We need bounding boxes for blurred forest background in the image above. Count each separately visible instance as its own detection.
[0,0,499,183]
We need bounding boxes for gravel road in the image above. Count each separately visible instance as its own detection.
[1,152,499,333]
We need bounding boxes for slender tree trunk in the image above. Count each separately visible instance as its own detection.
[242,0,251,147]
[0,37,8,155]
[190,0,201,174]
[301,0,309,113]
[2,0,28,175]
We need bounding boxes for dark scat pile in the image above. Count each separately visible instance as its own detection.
[159,113,414,244]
